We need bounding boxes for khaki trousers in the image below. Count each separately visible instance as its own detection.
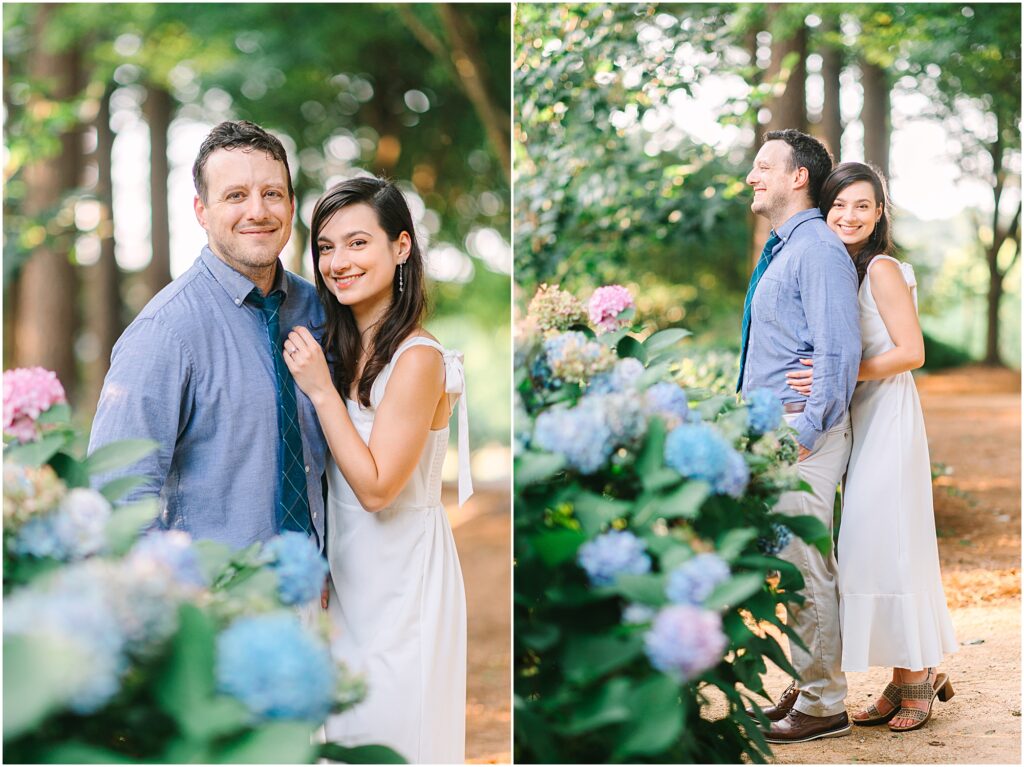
[775,412,851,717]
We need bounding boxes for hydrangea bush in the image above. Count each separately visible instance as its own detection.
[2,368,403,764]
[514,285,831,764]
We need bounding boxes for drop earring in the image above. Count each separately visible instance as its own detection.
[398,262,405,293]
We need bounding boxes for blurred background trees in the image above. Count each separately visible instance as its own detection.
[4,2,511,470]
[515,2,1021,368]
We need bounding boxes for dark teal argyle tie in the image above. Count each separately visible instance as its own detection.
[737,231,783,392]
[247,289,311,534]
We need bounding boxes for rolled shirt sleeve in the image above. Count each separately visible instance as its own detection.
[792,238,861,452]
[88,317,192,507]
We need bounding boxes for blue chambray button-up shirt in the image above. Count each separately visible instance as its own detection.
[740,209,861,452]
[88,246,329,550]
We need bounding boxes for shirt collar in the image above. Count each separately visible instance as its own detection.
[199,245,289,308]
[775,208,824,245]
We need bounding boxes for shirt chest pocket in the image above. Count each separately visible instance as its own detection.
[753,275,782,323]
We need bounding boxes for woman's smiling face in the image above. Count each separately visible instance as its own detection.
[316,202,410,312]
[825,179,882,251]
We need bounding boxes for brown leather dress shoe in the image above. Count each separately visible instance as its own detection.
[745,681,800,723]
[764,709,851,744]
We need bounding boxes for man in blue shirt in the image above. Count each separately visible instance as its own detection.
[89,121,328,552]
[739,129,861,743]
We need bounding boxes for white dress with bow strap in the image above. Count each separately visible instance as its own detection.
[322,336,471,763]
[838,255,958,671]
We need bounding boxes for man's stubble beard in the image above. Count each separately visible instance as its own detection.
[210,235,285,282]
[755,190,793,230]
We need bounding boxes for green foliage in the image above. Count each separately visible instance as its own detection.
[921,330,975,371]
[514,285,822,763]
[514,3,753,313]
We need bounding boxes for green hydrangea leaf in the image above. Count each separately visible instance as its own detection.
[643,328,692,354]
[530,528,587,566]
[614,675,684,758]
[98,474,147,502]
[4,431,67,468]
[3,635,86,739]
[705,572,766,611]
[318,743,408,764]
[82,439,159,476]
[515,451,567,487]
[214,721,316,763]
[563,632,645,686]
[105,498,160,555]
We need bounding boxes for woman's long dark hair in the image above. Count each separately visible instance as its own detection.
[818,162,895,284]
[310,177,426,407]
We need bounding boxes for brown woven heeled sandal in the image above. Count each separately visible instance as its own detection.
[852,682,902,726]
[889,669,955,733]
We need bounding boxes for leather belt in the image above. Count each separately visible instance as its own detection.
[783,402,806,414]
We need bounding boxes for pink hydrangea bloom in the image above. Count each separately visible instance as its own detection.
[588,285,635,333]
[3,367,67,443]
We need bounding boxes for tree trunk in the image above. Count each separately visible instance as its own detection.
[144,85,172,297]
[82,85,123,415]
[3,54,15,370]
[860,59,890,178]
[753,6,807,266]
[984,243,1004,366]
[762,8,807,140]
[290,175,313,277]
[743,21,760,166]
[399,4,511,181]
[14,4,81,400]
[980,132,1020,367]
[819,17,843,161]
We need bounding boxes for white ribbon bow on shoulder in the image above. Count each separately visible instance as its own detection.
[442,349,474,507]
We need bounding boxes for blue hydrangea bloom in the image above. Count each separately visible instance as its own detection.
[664,424,749,496]
[514,394,531,457]
[747,388,783,434]
[590,392,647,445]
[718,450,751,498]
[621,603,657,625]
[13,488,110,561]
[644,604,728,681]
[644,382,689,426]
[589,357,645,394]
[13,515,64,558]
[216,613,337,721]
[542,331,592,367]
[529,351,560,390]
[533,402,613,474]
[757,522,794,555]
[577,530,652,586]
[130,531,206,587]
[542,331,615,384]
[110,564,182,658]
[666,553,731,606]
[266,532,329,605]
[5,563,126,713]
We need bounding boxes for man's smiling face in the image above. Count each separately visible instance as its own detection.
[194,147,294,277]
[746,139,797,221]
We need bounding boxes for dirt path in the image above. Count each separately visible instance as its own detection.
[757,367,1021,764]
[448,483,512,763]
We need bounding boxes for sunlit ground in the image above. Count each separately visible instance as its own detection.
[444,443,510,530]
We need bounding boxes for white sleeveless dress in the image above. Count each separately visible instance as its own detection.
[322,337,472,763]
[837,255,958,672]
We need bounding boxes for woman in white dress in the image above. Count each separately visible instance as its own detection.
[283,177,470,763]
[787,162,957,732]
